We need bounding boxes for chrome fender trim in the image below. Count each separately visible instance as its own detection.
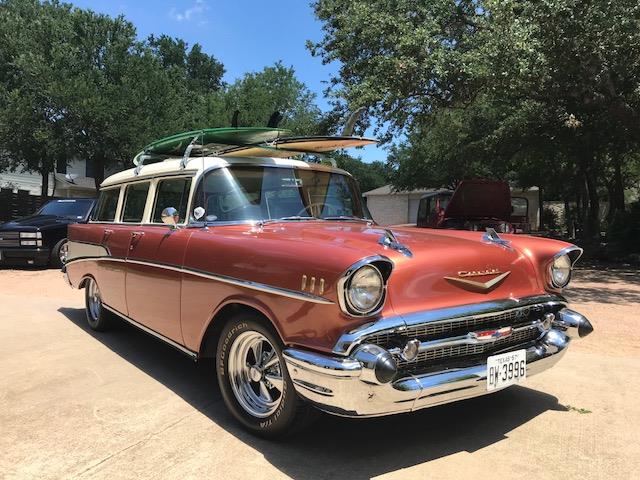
[65,248,334,305]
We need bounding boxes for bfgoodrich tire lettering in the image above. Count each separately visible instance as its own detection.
[216,313,317,437]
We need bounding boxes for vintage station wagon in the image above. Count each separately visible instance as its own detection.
[63,129,593,437]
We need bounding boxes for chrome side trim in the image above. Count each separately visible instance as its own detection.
[127,259,335,304]
[332,294,566,355]
[66,255,334,305]
[102,304,198,360]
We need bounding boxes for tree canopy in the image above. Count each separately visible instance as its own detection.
[311,0,640,237]
[0,0,388,196]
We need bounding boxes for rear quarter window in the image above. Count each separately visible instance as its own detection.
[122,182,150,223]
[92,188,120,222]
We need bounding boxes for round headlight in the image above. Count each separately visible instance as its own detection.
[346,265,384,314]
[550,254,572,288]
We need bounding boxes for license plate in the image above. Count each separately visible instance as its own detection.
[486,350,526,391]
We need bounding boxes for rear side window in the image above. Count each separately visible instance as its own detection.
[92,188,120,222]
[152,177,192,223]
[122,182,150,223]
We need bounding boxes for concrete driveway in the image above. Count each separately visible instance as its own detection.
[0,267,638,479]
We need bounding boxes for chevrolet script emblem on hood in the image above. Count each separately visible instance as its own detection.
[444,269,510,292]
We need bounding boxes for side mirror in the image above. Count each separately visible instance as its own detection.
[161,207,179,228]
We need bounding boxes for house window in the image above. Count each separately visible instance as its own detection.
[56,158,66,174]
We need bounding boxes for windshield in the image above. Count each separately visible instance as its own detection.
[38,199,94,219]
[192,166,366,223]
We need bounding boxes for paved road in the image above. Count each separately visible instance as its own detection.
[0,267,638,479]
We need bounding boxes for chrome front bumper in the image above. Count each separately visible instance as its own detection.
[283,308,592,417]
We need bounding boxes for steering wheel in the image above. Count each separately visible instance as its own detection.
[296,203,340,218]
[225,203,258,219]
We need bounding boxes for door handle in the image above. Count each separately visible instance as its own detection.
[129,231,144,250]
[102,229,113,243]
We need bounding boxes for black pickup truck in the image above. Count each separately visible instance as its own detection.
[0,198,96,268]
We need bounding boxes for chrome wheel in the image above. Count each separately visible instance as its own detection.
[59,240,68,265]
[227,331,284,418]
[87,279,101,322]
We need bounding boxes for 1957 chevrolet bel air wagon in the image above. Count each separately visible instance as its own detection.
[63,130,593,437]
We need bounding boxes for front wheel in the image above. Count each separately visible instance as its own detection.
[50,238,68,269]
[84,278,113,331]
[216,314,317,437]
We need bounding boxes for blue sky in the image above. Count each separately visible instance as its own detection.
[69,0,388,163]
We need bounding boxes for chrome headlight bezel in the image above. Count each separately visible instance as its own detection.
[547,246,583,289]
[337,256,393,317]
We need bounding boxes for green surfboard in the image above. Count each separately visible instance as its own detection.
[133,127,289,165]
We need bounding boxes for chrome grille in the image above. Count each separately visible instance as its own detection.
[396,327,540,370]
[360,302,557,376]
[363,306,535,348]
[0,232,20,247]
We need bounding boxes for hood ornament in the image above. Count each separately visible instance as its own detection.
[444,270,511,292]
[378,229,413,257]
[483,228,513,250]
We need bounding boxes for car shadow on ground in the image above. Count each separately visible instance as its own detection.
[59,306,568,479]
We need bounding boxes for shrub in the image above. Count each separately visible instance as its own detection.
[607,201,640,254]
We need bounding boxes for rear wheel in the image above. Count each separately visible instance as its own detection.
[84,278,112,331]
[216,314,317,437]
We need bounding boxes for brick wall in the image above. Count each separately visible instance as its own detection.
[367,195,409,226]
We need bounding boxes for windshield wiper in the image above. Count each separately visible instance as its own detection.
[322,216,373,223]
[258,216,318,225]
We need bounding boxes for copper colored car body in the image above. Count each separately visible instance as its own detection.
[63,155,593,436]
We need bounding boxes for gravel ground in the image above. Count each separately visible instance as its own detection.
[0,267,638,480]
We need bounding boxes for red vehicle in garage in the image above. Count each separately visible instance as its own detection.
[416,179,531,233]
[62,129,592,437]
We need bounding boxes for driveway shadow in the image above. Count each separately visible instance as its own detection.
[59,306,567,479]
[567,266,640,304]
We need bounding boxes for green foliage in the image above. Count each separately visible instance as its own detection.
[607,201,640,254]
[542,207,561,232]
[0,0,329,192]
[331,152,388,193]
[311,0,640,238]
[222,62,322,135]
[147,34,225,93]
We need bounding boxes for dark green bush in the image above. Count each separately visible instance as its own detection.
[607,201,640,254]
[542,206,561,231]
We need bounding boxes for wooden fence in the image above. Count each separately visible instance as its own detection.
[0,189,51,222]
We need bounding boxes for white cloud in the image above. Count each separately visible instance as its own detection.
[169,0,208,22]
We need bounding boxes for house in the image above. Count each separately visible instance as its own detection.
[0,157,108,198]
[363,184,541,229]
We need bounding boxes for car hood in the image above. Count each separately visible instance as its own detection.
[252,221,546,316]
[0,214,73,232]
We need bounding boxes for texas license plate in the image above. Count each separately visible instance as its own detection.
[486,350,527,391]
